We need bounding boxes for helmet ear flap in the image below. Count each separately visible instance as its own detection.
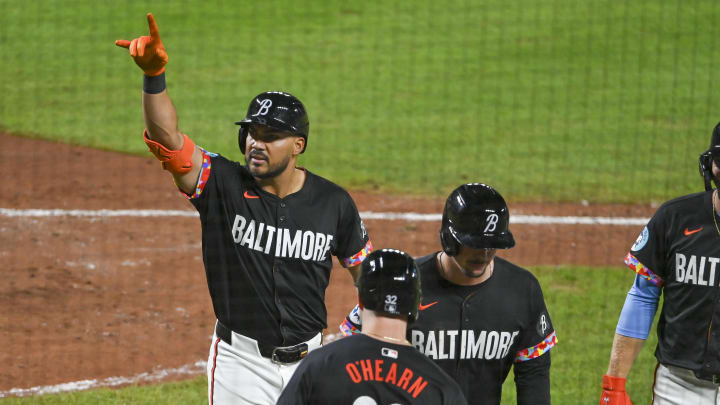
[699,149,713,191]
[440,228,460,256]
[238,126,248,154]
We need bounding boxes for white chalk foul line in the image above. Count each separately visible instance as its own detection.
[0,361,206,398]
[0,334,353,398]
[0,208,649,226]
[0,208,647,397]
[0,208,199,218]
[0,335,355,398]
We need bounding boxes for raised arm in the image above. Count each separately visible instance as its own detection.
[116,13,201,194]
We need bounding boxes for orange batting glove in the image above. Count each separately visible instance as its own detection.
[115,13,168,76]
[599,375,633,405]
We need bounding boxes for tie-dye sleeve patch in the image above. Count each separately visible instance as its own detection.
[624,252,663,287]
[515,331,557,362]
[341,241,373,268]
[339,318,361,336]
[183,147,216,200]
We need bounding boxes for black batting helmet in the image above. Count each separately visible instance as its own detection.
[699,121,720,191]
[358,249,421,323]
[440,183,515,256]
[235,91,310,154]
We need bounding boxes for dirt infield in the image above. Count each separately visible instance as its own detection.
[0,133,656,393]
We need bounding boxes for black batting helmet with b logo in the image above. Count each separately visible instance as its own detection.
[235,91,310,154]
[440,183,515,256]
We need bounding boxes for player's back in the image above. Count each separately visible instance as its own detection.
[277,333,468,404]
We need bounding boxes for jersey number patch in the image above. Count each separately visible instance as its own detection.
[384,295,398,313]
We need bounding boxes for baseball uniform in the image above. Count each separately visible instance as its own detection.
[624,190,720,401]
[409,253,555,404]
[116,14,373,405]
[277,333,468,404]
[341,253,556,404]
[190,149,372,404]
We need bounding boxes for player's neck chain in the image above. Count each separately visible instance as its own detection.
[363,331,411,345]
[438,251,493,283]
[438,252,448,278]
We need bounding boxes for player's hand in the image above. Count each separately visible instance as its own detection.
[115,13,168,76]
[599,375,632,405]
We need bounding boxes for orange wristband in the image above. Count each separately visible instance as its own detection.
[143,131,195,174]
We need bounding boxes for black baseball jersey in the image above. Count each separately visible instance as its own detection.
[409,253,556,405]
[625,191,720,373]
[189,148,372,347]
[276,334,468,405]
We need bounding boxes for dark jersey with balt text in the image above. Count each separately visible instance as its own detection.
[625,191,720,374]
[276,334,468,405]
[409,253,556,405]
[189,149,371,347]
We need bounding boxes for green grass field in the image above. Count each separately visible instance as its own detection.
[2,266,661,404]
[2,0,719,202]
[0,0,696,403]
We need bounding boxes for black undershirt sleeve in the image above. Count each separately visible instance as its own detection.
[276,354,314,404]
[513,351,551,405]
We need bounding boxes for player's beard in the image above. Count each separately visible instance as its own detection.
[246,152,292,179]
[459,265,488,278]
[452,256,493,279]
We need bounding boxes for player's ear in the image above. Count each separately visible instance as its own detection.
[292,136,305,156]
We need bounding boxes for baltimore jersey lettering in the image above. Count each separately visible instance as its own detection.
[409,254,556,404]
[190,149,371,347]
[411,329,520,360]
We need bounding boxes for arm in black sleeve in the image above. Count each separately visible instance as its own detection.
[514,351,551,405]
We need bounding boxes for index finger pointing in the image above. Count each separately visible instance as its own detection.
[146,13,160,38]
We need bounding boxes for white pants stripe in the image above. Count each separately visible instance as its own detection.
[652,363,720,405]
[206,323,322,405]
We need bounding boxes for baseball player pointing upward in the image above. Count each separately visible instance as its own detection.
[116,14,372,404]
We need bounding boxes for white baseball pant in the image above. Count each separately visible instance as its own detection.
[652,363,720,404]
[207,321,322,405]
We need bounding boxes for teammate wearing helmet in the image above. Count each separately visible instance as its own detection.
[599,122,720,405]
[115,14,372,405]
[341,183,556,405]
[277,249,468,405]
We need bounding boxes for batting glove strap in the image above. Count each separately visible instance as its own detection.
[602,374,627,391]
[600,375,632,405]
